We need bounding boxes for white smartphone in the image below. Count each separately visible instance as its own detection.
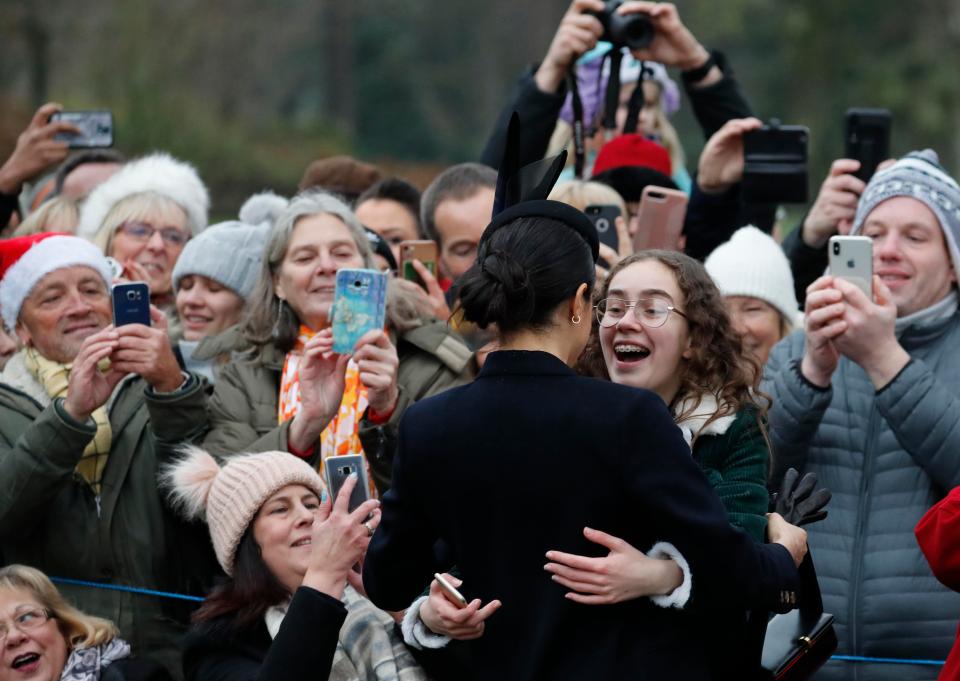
[433,573,468,608]
[829,235,873,300]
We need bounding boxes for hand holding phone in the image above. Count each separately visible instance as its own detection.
[828,236,873,301]
[112,282,151,326]
[632,186,687,251]
[434,573,468,608]
[323,455,372,514]
[50,110,114,148]
[399,241,439,291]
[331,269,388,354]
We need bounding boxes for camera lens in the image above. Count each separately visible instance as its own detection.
[609,11,654,50]
[126,290,137,300]
[833,242,840,255]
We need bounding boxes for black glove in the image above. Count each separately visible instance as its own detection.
[774,467,831,526]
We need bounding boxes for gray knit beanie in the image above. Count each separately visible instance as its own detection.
[172,220,268,299]
[851,149,960,282]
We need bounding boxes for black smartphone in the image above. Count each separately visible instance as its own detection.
[111,282,150,327]
[844,108,891,184]
[323,454,371,513]
[742,123,809,204]
[584,204,620,252]
[51,110,114,148]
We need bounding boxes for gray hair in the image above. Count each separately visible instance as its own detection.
[242,190,429,353]
[420,163,497,245]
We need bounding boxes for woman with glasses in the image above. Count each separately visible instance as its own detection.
[77,153,210,325]
[362,196,807,680]
[554,250,775,677]
[0,564,172,681]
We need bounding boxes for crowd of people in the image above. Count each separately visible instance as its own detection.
[1,1,959,680]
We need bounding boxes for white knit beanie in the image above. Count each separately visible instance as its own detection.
[164,446,325,575]
[172,221,269,299]
[76,152,209,241]
[0,234,113,332]
[704,226,803,327]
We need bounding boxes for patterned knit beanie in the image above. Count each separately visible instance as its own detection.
[164,446,325,575]
[704,226,803,328]
[850,149,960,283]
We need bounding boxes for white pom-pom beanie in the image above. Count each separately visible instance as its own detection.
[0,234,113,332]
[704,226,803,327]
[164,447,326,575]
[76,152,209,241]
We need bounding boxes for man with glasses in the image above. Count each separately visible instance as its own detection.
[0,234,216,680]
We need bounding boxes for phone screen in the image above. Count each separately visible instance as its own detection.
[51,111,114,148]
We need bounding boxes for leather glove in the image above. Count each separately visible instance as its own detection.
[773,467,832,526]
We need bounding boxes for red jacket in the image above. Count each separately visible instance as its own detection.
[917,486,960,681]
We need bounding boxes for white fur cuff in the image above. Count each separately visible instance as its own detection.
[647,541,692,609]
[400,596,451,650]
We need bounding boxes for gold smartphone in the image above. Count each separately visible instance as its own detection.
[434,572,468,608]
[399,240,439,289]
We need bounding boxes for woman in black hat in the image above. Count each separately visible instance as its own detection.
[361,181,808,679]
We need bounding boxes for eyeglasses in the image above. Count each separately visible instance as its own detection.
[0,608,52,643]
[117,222,190,247]
[594,297,688,329]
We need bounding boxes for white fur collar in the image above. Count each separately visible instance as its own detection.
[0,351,50,407]
[673,393,736,448]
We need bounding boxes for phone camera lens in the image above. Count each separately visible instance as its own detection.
[353,280,362,288]
[126,290,137,300]
[833,242,840,256]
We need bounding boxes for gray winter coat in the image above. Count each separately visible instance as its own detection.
[763,309,960,681]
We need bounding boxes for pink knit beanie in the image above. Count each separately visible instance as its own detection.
[164,446,325,575]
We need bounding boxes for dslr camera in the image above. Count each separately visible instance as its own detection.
[589,0,654,50]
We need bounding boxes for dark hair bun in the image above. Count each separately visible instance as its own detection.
[458,248,535,330]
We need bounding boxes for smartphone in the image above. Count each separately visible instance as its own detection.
[399,240,439,290]
[828,236,873,300]
[584,204,620,253]
[51,110,114,148]
[845,108,891,184]
[323,454,371,514]
[111,282,151,326]
[632,186,688,251]
[434,573,468,608]
[331,268,388,354]
[742,124,809,204]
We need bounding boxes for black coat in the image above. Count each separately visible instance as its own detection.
[180,587,347,681]
[363,350,799,681]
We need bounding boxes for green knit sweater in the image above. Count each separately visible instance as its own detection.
[690,408,770,542]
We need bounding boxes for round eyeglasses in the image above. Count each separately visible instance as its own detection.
[594,297,688,329]
[0,608,52,644]
[117,222,190,247]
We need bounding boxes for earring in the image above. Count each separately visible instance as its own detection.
[571,314,582,325]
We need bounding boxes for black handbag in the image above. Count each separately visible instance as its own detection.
[760,552,838,680]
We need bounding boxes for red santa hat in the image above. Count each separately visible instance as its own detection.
[0,233,113,331]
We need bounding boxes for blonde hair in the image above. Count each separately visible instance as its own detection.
[13,197,80,237]
[0,565,118,650]
[91,191,187,254]
[550,180,628,216]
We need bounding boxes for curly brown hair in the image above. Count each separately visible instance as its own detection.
[578,250,768,438]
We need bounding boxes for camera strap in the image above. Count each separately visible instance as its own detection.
[601,48,623,133]
[567,70,586,179]
[623,61,647,135]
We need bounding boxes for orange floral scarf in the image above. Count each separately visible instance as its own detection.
[278,325,378,498]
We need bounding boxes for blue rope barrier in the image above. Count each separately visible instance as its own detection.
[50,577,204,603]
[831,655,944,666]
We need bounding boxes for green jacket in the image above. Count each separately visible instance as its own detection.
[0,352,217,679]
[690,408,769,542]
[199,321,475,494]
